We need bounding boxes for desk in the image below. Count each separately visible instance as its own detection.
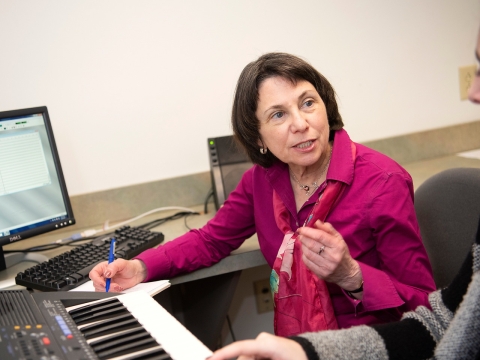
[0,205,266,350]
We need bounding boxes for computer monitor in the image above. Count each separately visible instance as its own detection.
[207,135,253,210]
[0,106,75,271]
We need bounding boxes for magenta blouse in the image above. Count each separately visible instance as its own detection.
[136,129,436,328]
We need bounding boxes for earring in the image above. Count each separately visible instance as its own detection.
[260,147,267,154]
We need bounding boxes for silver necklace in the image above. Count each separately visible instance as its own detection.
[290,147,332,196]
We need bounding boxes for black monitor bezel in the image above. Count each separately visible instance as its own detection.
[0,106,75,248]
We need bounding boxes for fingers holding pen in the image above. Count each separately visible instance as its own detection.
[89,258,136,292]
[89,260,115,292]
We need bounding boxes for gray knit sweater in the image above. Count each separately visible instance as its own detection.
[292,222,480,360]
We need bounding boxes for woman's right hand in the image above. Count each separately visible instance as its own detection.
[208,332,308,360]
[89,259,147,292]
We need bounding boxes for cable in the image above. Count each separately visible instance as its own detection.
[104,206,198,231]
[204,188,214,214]
[183,211,199,230]
[226,314,236,342]
[2,244,64,253]
[139,211,199,230]
[2,237,97,253]
[139,211,195,229]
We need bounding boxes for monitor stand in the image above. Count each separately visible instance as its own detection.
[0,246,48,289]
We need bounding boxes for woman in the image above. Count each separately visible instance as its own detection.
[89,53,435,334]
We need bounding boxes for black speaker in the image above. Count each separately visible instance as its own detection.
[208,135,253,210]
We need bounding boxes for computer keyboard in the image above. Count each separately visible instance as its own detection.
[15,226,164,292]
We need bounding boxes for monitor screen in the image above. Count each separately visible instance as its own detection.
[0,106,75,271]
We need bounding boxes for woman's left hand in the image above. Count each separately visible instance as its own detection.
[297,220,362,292]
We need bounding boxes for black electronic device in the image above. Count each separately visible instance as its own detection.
[0,289,212,359]
[207,135,253,210]
[15,225,164,292]
[0,106,75,271]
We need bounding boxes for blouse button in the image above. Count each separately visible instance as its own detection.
[296,221,299,226]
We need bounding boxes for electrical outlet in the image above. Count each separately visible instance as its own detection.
[254,278,274,313]
[459,65,477,100]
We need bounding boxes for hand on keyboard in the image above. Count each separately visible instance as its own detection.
[89,258,147,292]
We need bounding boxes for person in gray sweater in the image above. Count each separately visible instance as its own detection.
[209,218,480,359]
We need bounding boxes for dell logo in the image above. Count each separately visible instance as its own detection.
[10,235,22,242]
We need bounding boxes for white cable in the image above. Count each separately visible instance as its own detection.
[104,206,197,231]
[81,229,98,237]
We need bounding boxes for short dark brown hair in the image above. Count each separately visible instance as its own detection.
[231,52,344,168]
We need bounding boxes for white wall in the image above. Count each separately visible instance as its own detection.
[1,0,480,196]
[221,265,274,345]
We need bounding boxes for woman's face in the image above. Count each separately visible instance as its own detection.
[255,76,330,169]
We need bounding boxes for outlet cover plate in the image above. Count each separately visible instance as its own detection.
[254,278,274,313]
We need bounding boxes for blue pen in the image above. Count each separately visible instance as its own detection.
[105,238,116,292]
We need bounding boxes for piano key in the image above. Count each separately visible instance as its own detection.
[69,297,119,313]
[70,299,129,324]
[81,315,140,339]
[110,345,172,360]
[66,292,212,360]
[90,327,148,350]
[86,327,145,345]
[95,336,158,358]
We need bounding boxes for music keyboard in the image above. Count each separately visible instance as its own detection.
[0,290,213,360]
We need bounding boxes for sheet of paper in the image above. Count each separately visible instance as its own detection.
[70,279,170,297]
[457,148,480,160]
